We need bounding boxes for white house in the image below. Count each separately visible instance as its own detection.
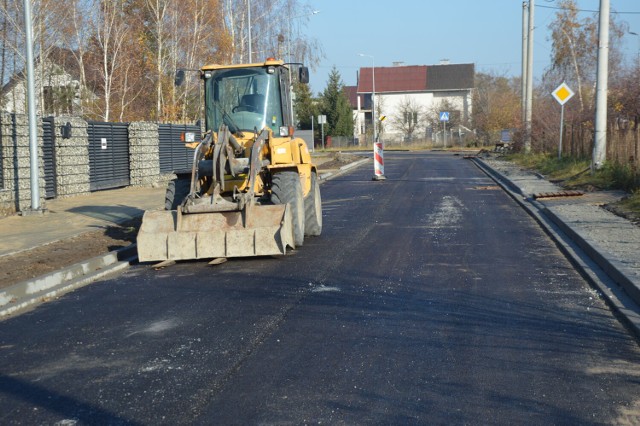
[347,61,475,144]
[1,47,84,116]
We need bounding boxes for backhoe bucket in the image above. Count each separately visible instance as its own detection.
[136,204,295,262]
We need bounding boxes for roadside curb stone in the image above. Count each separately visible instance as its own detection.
[0,244,136,319]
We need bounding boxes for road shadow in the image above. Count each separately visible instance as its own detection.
[0,374,142,425]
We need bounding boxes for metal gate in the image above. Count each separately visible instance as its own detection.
[88,121,130,191]
[42,117,57,198]
[158,123,200,173]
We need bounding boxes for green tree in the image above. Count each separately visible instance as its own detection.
[293,81,316,129]
[318,66,353,138]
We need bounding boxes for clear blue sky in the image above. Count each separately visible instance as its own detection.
[304,0,640,94]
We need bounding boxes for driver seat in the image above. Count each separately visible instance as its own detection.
[240,94,265,111]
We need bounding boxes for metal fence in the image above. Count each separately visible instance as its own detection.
[87,121,130,191]
[158,123,200,173]
[42,117,57,198]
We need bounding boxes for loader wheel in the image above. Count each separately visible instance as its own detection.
[304,171,322,236]
[271,171,305,247]
[165,177,191,210]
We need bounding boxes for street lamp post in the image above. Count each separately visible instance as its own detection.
[288,10,320,63]
[359,53,385,180]
[286,10,319,129]
[248,0,252,62]
[358,53,376,144]
[629,31,639,65]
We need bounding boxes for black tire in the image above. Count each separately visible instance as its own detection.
[165,177,191,210]
[304,171,322,236]
[271,171,305,247]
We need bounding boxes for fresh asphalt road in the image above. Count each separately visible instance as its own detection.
[2,151,640,425]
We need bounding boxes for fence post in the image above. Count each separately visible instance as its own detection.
[129,122,160,187]
[53,116,90,198]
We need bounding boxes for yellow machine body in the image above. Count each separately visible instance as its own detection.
[137,60,321,262]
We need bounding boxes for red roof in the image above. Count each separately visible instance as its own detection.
[343,86,359,109]
[356,63,475,94]
[357,66,427,93]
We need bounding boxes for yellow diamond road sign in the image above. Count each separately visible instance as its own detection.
[552,82,575,105]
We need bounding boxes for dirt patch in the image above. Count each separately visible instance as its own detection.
[316,152,364,170]
[0,217,140,290]
[605,202,640,226]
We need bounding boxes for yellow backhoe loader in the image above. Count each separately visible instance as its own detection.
[137,59,322,262]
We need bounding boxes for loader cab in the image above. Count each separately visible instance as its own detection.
[203,61,292,135]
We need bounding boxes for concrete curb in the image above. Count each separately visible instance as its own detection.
[0,244,137,319]
[470,156,640,338]
[542,207,640,304]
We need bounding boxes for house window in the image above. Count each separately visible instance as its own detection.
[43,85,74,115]
[404,112,418,126]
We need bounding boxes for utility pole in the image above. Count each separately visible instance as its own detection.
[521,1,528,125]
[593,0,610,172]
[23,0,41,213]
[524,0,534,153]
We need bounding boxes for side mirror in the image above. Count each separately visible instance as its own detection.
[175,69,185,87]
[298,66,309,84]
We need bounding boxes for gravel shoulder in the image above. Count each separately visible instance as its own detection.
[0,217,140,289]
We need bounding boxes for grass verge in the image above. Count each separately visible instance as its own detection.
[506,152,640,223]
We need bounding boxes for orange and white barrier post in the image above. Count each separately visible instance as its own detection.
[373,140,386,181]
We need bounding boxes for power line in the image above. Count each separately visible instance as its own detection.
[536,4,640,14]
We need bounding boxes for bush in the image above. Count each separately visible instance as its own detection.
[599,162,638,192]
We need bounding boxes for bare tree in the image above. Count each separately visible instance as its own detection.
[546,0,626,115]
[390,96,426,141]
[472,72,521,145]
[223,0,322,67]
[87,0,130,121]
[173,0,229,122]
[144,0,170,120]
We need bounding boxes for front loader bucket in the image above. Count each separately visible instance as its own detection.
[136,204,295,262]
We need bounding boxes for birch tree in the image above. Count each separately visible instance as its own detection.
[144,0,170,120]
[223,0,322,67]
[546,0,625,115]
[172,0,230,122]
[87,0,130,121]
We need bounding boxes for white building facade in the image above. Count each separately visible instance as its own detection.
[348,62,474,145]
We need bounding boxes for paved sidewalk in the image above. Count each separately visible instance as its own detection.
[0,186,166,258]
[474,155,640,334]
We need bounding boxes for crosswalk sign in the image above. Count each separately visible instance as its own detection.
[439,112,449,122]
